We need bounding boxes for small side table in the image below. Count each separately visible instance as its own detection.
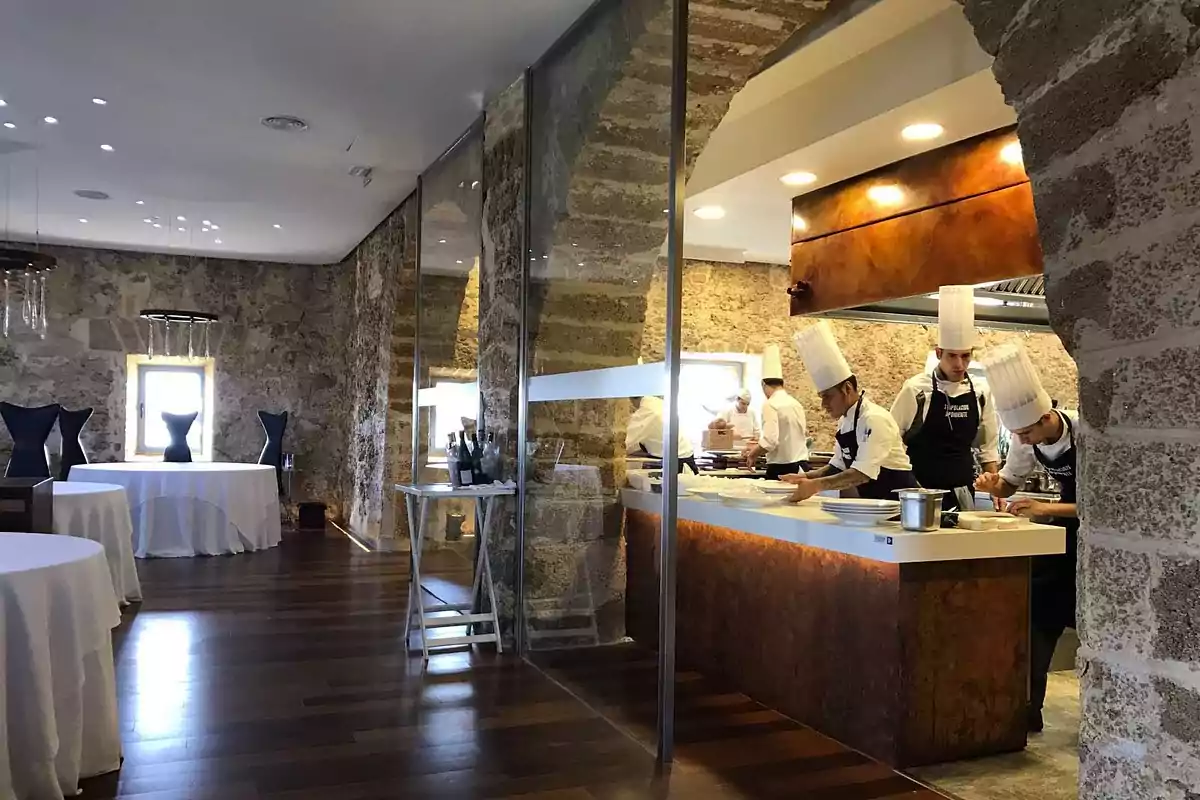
[395,482,515,660]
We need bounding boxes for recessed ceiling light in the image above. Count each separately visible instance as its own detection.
[901,123,944,141]
[2,123,14,130]
[202,227,210,232]
[273,224,282,229]
[792,214,808,232]
[92,97,107,106]
[152,223,162,228]
[1000,141,1024,166]
[176,216,185,222]
[43,116,58,125]
[438,238,447,244]
[867,184,906,206]
[177,227,185,232]
[78,218,88,223]
[210,224,219,230]
[214,238,223,244]
[100,144,113,152]
[260,115,309,133]
[694,205,726,220]
[456,259,464,265]
[74,189,110,200]
[781,171,817,187]
[202,219,211,226]
[142,218,153,224]
[135,200,144,205]
[0,99,6,108]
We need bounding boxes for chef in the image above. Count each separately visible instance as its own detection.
[974,344,1077,734]
[784,321,916,501]
[709,389,761,443]
[891,285,1000,510]
[626,395,698,474]
[740,344,810,479]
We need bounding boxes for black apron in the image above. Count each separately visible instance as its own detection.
[834,394,918,500]
[1031,412,1078,630]
[904,372,981,510]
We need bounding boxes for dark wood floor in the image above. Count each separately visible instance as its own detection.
[81,528,944,799]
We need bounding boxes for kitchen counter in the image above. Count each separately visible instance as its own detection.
[624,489,1064,564]
[623,489,1065,769]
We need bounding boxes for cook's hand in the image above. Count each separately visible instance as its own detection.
[780,473,805,484]
[974,472,1005,496]
[992,495,1006,512]
[1007,498,1046,518]
[786,477,818,503]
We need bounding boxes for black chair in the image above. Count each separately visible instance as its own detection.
[58,406,93,480]
[0,402,61,479]
[162,412,198,463]
[257,410,288,494]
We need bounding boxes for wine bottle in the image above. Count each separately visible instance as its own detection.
[457,431,474,486]
[447,433,461,487]
[482,431,501,482]
[470,432,486,484]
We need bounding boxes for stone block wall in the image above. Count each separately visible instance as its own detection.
[0,244,352,510]
[957,0,1200,795]
[643,259,1078,451]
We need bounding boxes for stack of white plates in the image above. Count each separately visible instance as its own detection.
[820,498,900,527]
[719,490,780,508]
[755,480,797,495]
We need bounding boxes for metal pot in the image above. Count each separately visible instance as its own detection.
[894,488,948,532]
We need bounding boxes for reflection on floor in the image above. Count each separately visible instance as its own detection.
[911,671,1080,800]
[534,644,946,799]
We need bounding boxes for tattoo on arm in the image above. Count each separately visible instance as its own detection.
[816,469,869,491]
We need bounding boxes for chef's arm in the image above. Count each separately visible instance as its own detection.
[977,388,1001,474]
[808,468,869,492]
[804,464,834,479]
[889,385,916,436]
[1040,502,1077,518]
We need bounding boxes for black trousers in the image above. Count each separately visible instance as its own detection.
[679,456,698,475]
[1030,620,1067,712]
[765,461,811,480]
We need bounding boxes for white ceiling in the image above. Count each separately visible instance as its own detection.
[683,0,1017,265]
[0,0,592,264]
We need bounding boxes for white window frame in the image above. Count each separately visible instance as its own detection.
[124,355,216,461]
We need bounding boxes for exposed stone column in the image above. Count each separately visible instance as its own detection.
[958,1,1200,795]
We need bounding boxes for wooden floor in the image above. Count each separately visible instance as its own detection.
[81,528,945,799]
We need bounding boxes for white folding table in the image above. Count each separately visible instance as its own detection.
[395,483,515,660]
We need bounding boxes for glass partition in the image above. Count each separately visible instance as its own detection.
[520,0,682,758]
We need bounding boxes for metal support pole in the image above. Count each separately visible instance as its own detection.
[410,179,424,485]
[657,0,687,767]
[514,68,534,658]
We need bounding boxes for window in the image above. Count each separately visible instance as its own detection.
[678,358,746,448]
[427,380,479,455]
[125,356,216,459]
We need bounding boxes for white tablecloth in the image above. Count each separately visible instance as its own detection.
[53,482,142,604]
[0,532,121,800]
[70,463,282,558]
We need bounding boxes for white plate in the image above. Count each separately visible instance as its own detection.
[756,481,797,494]
[719,493,779,508]
[825,511,895,527]
[689,487,726,501]
[820,498,901,511]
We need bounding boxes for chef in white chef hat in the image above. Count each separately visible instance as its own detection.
[741,344,811,479]
[890,285,1001,511]
[782,321,915,501]
[975,342,1079,735]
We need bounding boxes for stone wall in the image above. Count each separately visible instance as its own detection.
[0,244,352,510]
[957,1,1200,796]
[644,259,1078,450]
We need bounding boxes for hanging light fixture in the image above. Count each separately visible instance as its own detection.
[138,309,218,358]
[1,161,54,340]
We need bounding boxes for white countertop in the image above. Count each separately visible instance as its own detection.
[622,488,1065,565]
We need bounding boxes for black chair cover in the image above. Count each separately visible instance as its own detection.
[162,411,198,463]
[257,410,288,494]
[58,406,93,480]
[0,402,61,478]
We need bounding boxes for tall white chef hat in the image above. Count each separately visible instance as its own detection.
[793,320,852,393]
[762,344,784,381]
[983,344,1052,430]
[938,285,976,350]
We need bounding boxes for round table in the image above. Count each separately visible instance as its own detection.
[53,482,142,603]
[70,463,282,558]
[0,533,122,799]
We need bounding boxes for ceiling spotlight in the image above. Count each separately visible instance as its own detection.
[792,214,808,232]
[456,259,464,265]
[176,215,186,221]
[438,238,447,244]
[781,171,817,187]
[273,224,282,229]
[0,99,6,108]
[177,227,185,232]
[43,116,58,125]
[901,122,944,141]
[214,238,223,244]
[92,97,107,106]
[210,224,219,230]
[74,189,110,200]
[1000,141,1024,166]
[152,223,162,228]
[202,227,210,232]
[78,218,88,223]
[142,218,153,224]
[135,200,144,205]
[100,144,113,152]
[867,184,906,206]
[260,115,309,133]
[694,205,726,220]
[2,123,14,130]
[202,219,211,226]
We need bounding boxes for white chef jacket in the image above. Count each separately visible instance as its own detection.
[829,394,912,480]
[716,405,761,441]
[1000,410,1077,486]
[760,389,809,465]
[625,397,694,459]
[890,370,1001,465]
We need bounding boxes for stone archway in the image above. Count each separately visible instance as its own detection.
[958,2,1200,796]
